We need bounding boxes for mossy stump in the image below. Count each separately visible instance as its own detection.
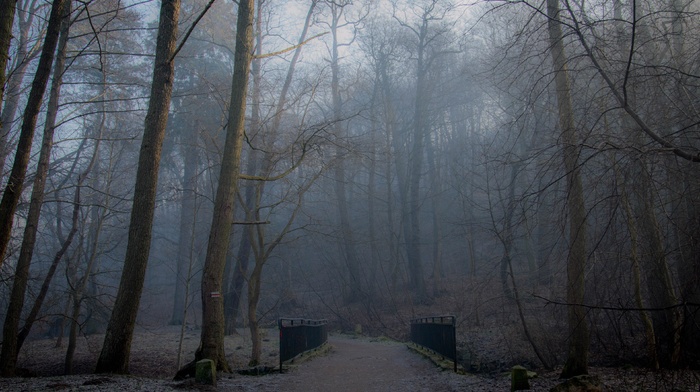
[511,365,530,391]
[196,359,216,386]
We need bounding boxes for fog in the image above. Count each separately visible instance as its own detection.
[0,0,698,379]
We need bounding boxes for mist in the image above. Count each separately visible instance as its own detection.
[0,0,698,385]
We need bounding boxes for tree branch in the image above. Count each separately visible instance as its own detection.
[533,294,700,311]
[169,0,217,63]
[253,32,328,60]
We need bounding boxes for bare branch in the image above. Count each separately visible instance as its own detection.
[253,32,328,60]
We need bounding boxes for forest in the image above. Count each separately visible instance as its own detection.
[0,0,698,386]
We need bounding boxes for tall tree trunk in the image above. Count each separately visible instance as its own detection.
[0,0,66,270]
[246,172,311,366]
[247,259,263,366]
[223,160,255,335]
[224,0,316,333]
[196,0,254,372]
[635,170,681,366]
[367,67,381,298]
[618,172,659,369]
[328,4,361,303]
[65,226,105,374]
[406,17,430,301]
[426,124,443,296]
[16,153,85,352]
[380,55,402,289]
[95,0,180,374]
[498,155,520,301]
[0,1,70,375]
[223,0,263,335]
[64,246,84,375]
[667,0,699,366]
[545,0,589,378]
[171,124,199,325]
[0,0,18,131]
[0,0,41,173]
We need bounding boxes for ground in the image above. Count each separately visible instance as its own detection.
[0,326,698,391]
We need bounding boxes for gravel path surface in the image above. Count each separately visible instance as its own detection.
[219,335,472,392]
[278,336,458,391]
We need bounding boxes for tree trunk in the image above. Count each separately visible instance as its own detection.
[0,1,70,375]
[667,0,698,367]
[380,55,402,289]
[328,4,362,303]
[223,0,317,331]
[95,0,180,374]
[635,171,680,367]
[0,0,18,131]
[247,260,263,366]
[16,103,104,354]
[171,125,198,325]
[545,0,589,378]
[498,156,519,301]
[0,0,41,173]
[64,281,83,375]
[223,1,263,334]
[619,174,659,369]
[0,0,66,270]
[406,17,430,301]
[196,0,254,372]
[224,227,252,335]
[426,122,443,297]
[367,67,381,298]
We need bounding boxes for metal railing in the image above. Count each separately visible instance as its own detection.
[410,315,457,372]
[278,318,328,371]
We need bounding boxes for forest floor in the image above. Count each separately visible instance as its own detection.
[1,326,699,391]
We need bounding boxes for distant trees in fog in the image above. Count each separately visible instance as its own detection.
[0,0,698,379]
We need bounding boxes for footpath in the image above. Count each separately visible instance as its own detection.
[221,335,474,391]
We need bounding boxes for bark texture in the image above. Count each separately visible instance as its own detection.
[0,0,70,375]
[0,0,65,269]
[0,0,17,120]
[95,0,180,374]
[0,0,40,172]
[197,0,254,372]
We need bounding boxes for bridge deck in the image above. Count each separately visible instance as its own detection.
[225,334,470,391]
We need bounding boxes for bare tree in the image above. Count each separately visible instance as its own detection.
[0,0,18,130]
[0,0,67,270]
[0,0,45,173]
[95,0,181,374]
[545,0,589,378]
[392,0,459,301]
[195,0,255,372]
[0,0,71,375]
[247,169,321,365]
[325,0,364,303]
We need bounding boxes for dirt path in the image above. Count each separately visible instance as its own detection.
[221,335,472,392]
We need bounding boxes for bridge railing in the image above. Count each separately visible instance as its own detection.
[410,315,457,372]
[278,318,328,371]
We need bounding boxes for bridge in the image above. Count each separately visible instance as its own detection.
[215,316,477,391]
[232,334,469,391]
